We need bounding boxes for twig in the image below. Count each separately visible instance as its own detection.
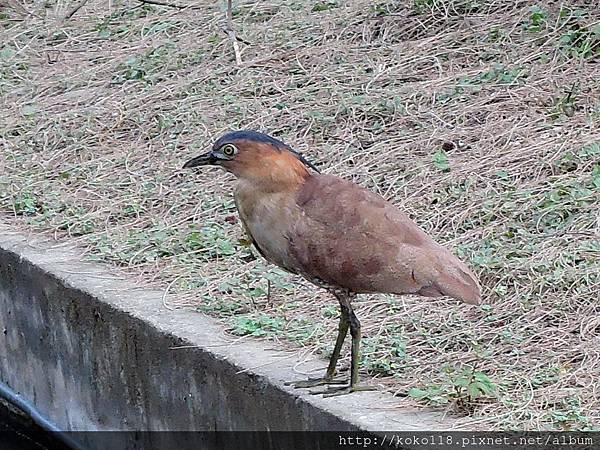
[224,0,242,65]
[266,279,272,306]
[162,276,181,311]
[135,0,200,10]
[63,0,91,20]
[219,25,252,45]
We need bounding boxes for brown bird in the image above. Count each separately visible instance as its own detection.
[183,130,481,396]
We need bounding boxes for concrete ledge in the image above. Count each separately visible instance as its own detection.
[0,228,452,441]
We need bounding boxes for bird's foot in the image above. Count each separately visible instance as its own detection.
[284,376,346,389]
[315,384,378,397]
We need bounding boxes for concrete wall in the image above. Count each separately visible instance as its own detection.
[0,229,450,448]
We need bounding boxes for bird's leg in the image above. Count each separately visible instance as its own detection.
[285,296,350,388]
[321,296,377,397]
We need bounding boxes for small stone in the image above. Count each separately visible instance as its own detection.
[442,142,455,151]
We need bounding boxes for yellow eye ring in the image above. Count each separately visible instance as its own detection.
[221,144,237,157]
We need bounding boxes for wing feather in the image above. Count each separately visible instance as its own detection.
[289,174,481,304]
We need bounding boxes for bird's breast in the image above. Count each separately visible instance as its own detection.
[234,182,301,273]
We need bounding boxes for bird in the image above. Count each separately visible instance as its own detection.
[183,130,481,397]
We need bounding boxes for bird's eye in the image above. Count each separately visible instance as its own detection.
[221,144,238,157]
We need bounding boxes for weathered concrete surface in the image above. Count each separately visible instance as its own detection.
[0,227,453,442]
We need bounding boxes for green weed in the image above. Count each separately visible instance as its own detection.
[547,397,597,431]
[0,44,29,95]
[409,367,498,410]
[312,1,339,12]
[198,297,248,316]
[413,0,483,15]
[141,20,178,37]
[432,149,451,172]
[487,26,506,43]
[285,317,325,345]
[12,192,41,215]
[524,6,548,32]
[531,366,560,388]
[437,64,526,104]
[550,85,579,120]
[87,222,238,265]
[558,24,600,60]
[231,314,286,337]
[361,333,408,375]
[112,43,177,85]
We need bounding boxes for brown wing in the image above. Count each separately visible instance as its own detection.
[288,174,481,304]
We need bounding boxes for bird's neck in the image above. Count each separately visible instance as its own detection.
[237,151,311,194]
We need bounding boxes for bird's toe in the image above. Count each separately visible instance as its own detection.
[321,384,378,397]
[284,376,346,389]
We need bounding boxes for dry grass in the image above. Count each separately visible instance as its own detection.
[1,0,599,430]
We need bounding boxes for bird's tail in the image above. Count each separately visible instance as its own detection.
[418,254,482,305]
[437,263,481,305]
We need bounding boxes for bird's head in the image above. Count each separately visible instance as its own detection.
[183,130,319,189]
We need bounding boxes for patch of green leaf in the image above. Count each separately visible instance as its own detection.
[197,295,248,317]
[413,0,485,15]
[285,317,325,345]
[409,366,498,409]
[524,6,548,32]
[371,2,390,16]
[547,397,597,431]
[87,222,238,265]
[558,23,600,60]
[578,142,600,159]
[487,26,506,43]
[260,267,296,291]
[93,14,134,39]
[553,142,600,174]
[231,314,285,337]
[432,149,451,172]
[535,180,597,232]
[437,64,526,104]
[531,366,561,388]
[0,44,29,95]
[21,104,37,117]
[141,20,177,37]
[312,1,339,12]
[184,225,236,256]
[361,334,407,375]
[112,43,177,85]
[0,46,15,60]
[460,64,527,87]
[413,0,435,12]
[549,85,579,120]
[321,305,339,319]
[12,192,41,215]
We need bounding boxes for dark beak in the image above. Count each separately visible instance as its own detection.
[182,151,216,169]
